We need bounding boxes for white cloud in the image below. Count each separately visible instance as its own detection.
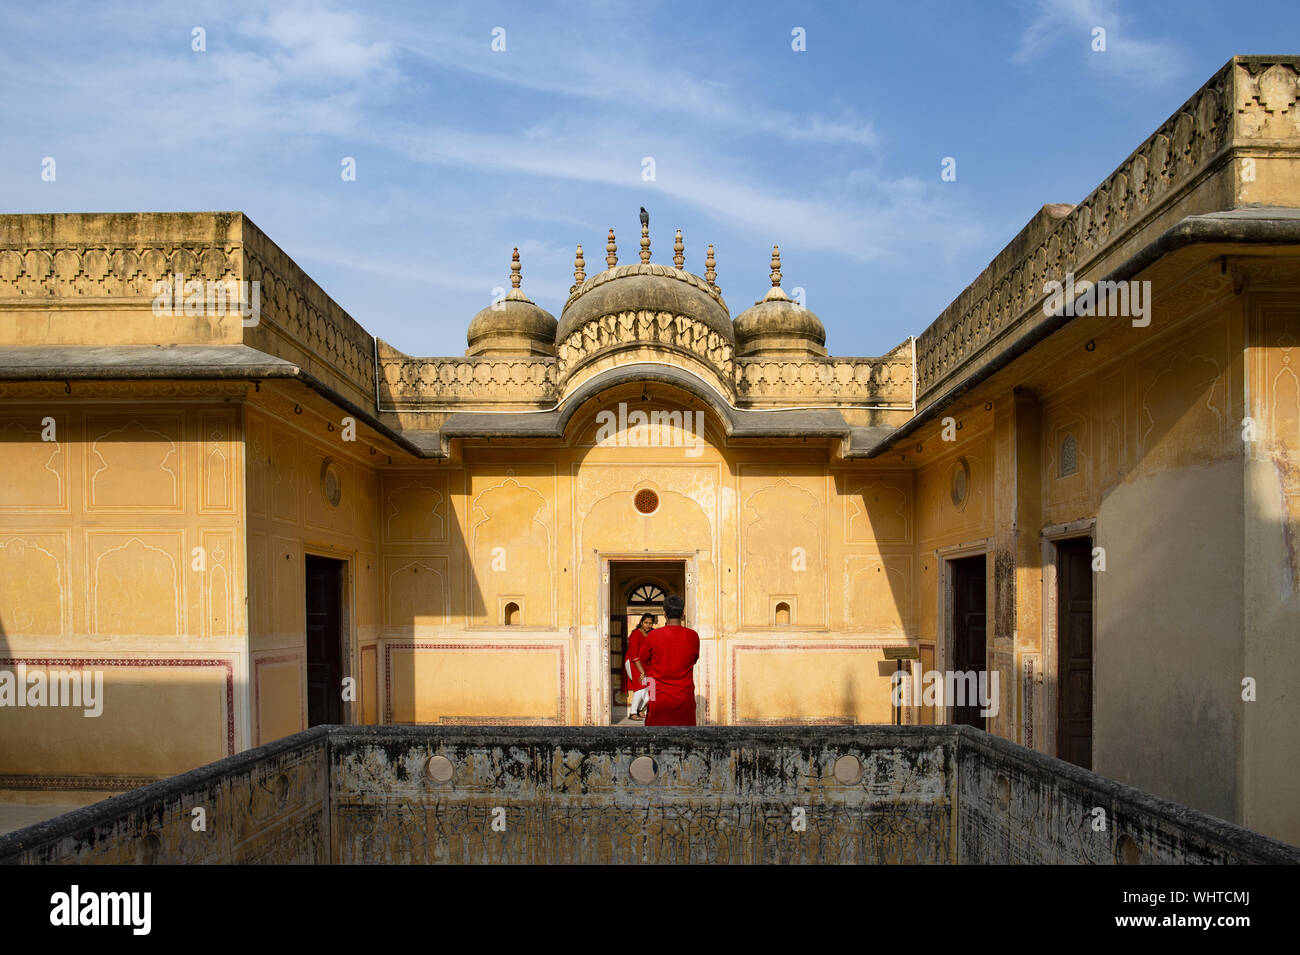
[1013,0,1185,83]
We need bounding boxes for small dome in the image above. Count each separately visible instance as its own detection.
[732,246,826,358]
[466,249,557,357]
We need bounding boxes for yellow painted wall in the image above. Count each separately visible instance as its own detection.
[244,398,380,743]
[369,386,918,727]
[1244,292,1300,846]
[0,394,244,788]
[899,258,1300,842]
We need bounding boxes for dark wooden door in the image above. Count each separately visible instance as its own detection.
[1057,537,1094,769]
[305,555,344,726]
[951,555,987,729]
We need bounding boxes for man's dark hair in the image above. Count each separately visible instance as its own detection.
[663,594,685,620]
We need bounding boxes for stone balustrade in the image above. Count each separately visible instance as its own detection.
[3,725,1294,864]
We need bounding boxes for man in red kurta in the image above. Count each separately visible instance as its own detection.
[638,595,700,726]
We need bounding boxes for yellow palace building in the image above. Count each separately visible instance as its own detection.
[1,56,1298,846]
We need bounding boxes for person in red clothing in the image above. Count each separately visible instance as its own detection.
[624,613,654,721]
[636,594,700,726]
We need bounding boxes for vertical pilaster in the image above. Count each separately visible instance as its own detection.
[990,388,1042,741]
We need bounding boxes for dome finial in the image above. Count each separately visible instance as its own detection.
[640,220,651,265]
[673,229,684,270]
[571,244,586,293]
[606,228,617,269]
[762,244,790,302]
[510,247,522,289]
[705,243,717,288]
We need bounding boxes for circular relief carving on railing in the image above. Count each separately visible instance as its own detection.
[833,754,863,785]
[426,754,454,783]
[629,755,658,784]
[634,488,659,515]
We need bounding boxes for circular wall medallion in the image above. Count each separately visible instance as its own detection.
[634,488,659,514]
[951,457,971,510]
[629,755,658,784]
[426,754,454,783]
[833,754,863,785]
[320,458,342,508]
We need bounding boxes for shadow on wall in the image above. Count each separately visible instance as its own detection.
[1087,336,1243,824]
[383,471,486,726]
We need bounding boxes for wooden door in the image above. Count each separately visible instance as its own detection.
[951,555,987,729]
[1056,538,1094,769]
[305,555,344,727]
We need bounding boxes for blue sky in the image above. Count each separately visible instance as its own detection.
[0,1,1291,358]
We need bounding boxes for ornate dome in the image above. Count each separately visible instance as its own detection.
[732,245,827,358]
[556,228,732,344]
[466,248,557,357]
[558,263,733,342]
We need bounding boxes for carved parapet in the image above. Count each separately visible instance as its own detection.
[734,356,912,407]
[0,213,245,348]
[555,309,734,382]
[0,241,240,301]
[915,56,1300,404]
[378,356,558,409]
[0,212,378,406]
[239,221,376,404]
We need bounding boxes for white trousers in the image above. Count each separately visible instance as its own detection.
[629,686,650,715]
[625,660,649,715]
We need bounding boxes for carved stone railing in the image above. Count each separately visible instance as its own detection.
[915,56,1300,404]
[240,219,376,404]
[378,356,558,409]
[734,353,912,407]
[376,350,918,411]
[4,725,1296,864]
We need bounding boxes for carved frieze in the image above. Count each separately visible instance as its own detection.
[556,310,733,380]
[0,243,238,300]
